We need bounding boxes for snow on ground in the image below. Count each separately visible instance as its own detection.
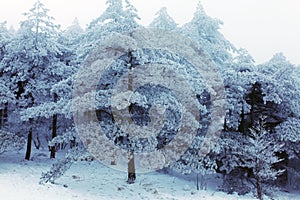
[0,150,299,200]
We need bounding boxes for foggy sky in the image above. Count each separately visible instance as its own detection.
[0,0,299,65]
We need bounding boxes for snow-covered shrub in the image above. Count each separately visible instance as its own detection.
[48,127,80,149]
[0,130,25,155]
[219,167,252,195]
[170,135,217,190]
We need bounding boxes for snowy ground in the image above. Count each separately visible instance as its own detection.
[0,150,299,200]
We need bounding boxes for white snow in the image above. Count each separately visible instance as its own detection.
[1,150,299,200]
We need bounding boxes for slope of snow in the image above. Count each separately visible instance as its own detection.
[0,150,299,200]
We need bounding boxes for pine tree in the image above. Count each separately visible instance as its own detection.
[124,0,141,26]
[62,18,84,40]
[222,48,256,132]
[2,0,71,160]
[248,117,285,199]
[79,0,140,61]
[181,1,235,67]
[0,22,14,129]
[149,7,177,31]
[257,53,300,122]
[218,117,285,199]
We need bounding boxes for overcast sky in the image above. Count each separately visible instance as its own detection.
[0,0,299,65]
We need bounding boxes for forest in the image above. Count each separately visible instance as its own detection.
[0,1,300,200]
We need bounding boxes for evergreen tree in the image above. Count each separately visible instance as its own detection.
[257,53,300,122]
[1,0,72,159]
[181,1,235,67]
[62,18,84,40]
[223,48,256,132]
[0,22,14,129]
[218,117,285,199]
[124,0,141,25]
[149,7,177,31]
[247,117,285,199]
[79,0,140,61]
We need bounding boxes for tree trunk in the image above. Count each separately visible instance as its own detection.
[50,93,58,158]
[25,129,32,160]
[127,149,136,184]
[255,175,263,200]
[3,102,8,124]
[127,51,136,184]
[0,108,2,129]
[196,173,199,190]
[200,174,207,190]
[0,103,8,128]
[239,106,246,134]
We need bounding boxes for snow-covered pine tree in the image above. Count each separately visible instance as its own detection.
[74,0,141,184]
[0,22,14,129]
[257,55,300,187]
[222,48,256,132]
[124,0,141,26]
[274,117,300,190]
[256,53,300,125]
[246,54,300,187]
[181,1,235,67]
[79,0,140,61]
[149,7,177,31]
[0,79,14,129]
[61,18,84,41]
[1,22,17,133]
[32,0,142,179]
[2,0,72,160]
[217,52,300,195]
[275,118,300,161]
[218,117,285,199]
[248,117,285,199]
[19,17,80,159]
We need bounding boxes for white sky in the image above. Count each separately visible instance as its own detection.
[0,0,299,65]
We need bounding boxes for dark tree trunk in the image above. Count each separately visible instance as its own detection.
[196,173,199,190]
[246,82,263,131]
[0,108,2,129]
[3,102,8,124]
[255,162,263,200]
[255,176,263,200]
[50,93,58,159]
[127,149,136,184]
[25,129,32,160]
[239,106,246,134]
[0,103,7,137]
[250,89,255,129]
